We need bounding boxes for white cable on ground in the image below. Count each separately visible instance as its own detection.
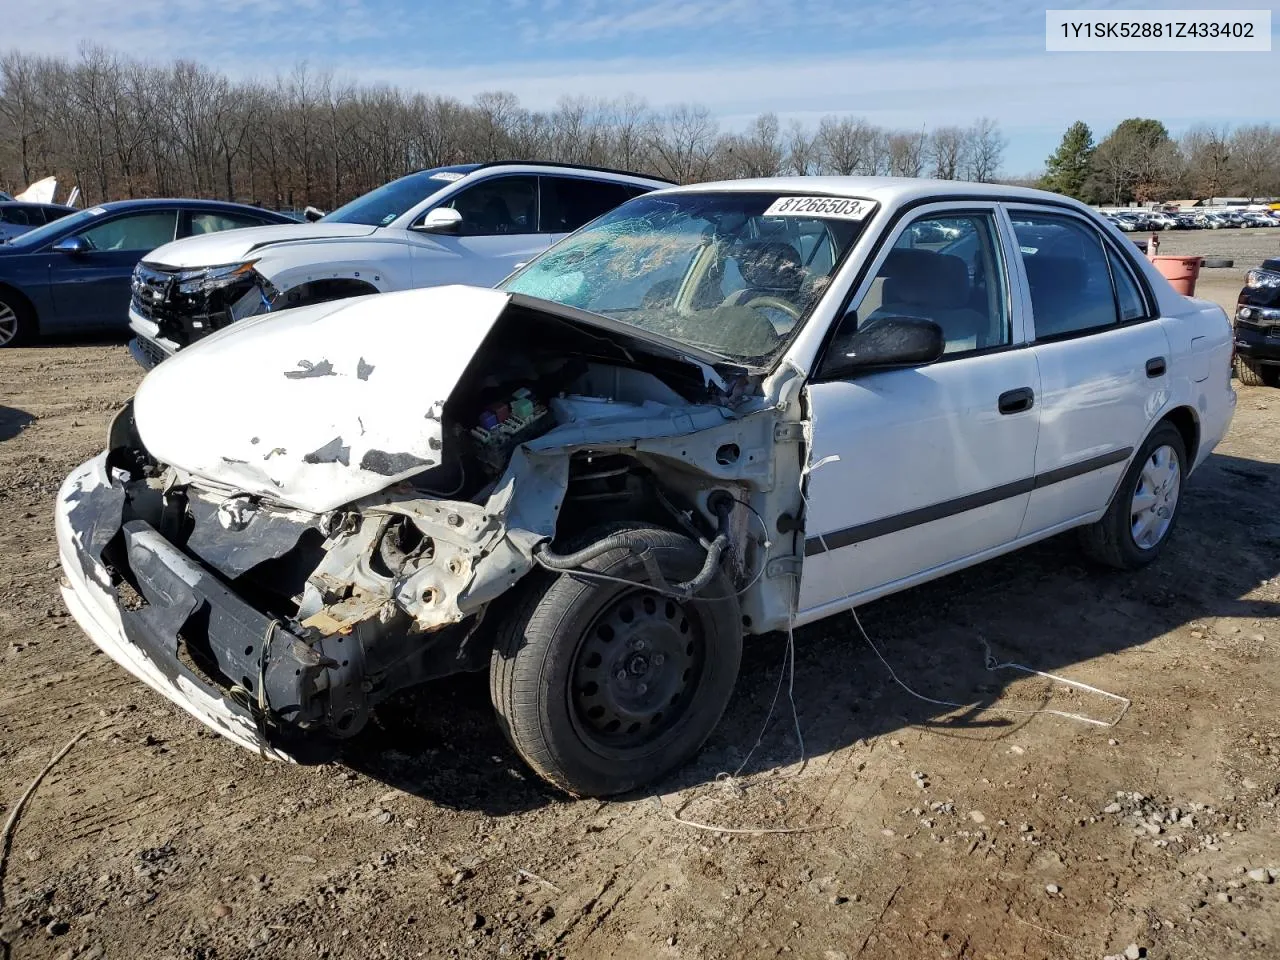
[806,454,1131,729]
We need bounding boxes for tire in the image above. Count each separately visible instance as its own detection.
[490,525,742,797]
[1200,258,1234,269]
[0,289,36,348]
[1235,356,1267,386]
[1079,422,1187,570]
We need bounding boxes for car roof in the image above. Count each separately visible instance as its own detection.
[89,198,290,216]
[463,160,672,186]
[0,200,74,210]
[656,176,1096,211]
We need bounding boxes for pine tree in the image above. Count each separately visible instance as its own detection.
[1040,121,1095,200]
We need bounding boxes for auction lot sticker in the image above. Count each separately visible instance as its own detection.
[764,197,873,220]
[1047,9,1271,51]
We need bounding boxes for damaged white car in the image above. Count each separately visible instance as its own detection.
[57,179,1236,796]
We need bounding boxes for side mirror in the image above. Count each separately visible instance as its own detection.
[414,207,463,234]
[51,235,89,254]
[303,206,325,222]
[824,314,944,377]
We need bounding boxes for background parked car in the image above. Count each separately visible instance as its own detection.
[0,199,295,347]
[128,161,670,367]
[0,201,76,242]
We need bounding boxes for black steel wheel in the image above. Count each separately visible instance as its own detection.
[490,525,742,797]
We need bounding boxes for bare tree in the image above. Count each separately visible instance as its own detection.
[928,126,967,180]
[648,104,718,183]
[962,117,1005,182]
[1229,124,1280,199]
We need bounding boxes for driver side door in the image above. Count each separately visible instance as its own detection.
[48,209,179,330]
[797,203,1042,621]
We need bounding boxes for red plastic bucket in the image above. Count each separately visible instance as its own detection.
[1150,255,1201,296]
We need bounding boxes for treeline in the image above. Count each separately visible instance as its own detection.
[0,46,1008,209]
[1042,118,1280,205]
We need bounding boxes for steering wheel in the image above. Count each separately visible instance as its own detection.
[742,295,802,321]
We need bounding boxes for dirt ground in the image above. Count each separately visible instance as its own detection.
[1,241,1279,960]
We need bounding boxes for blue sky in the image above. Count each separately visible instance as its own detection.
[8,0,1276,174]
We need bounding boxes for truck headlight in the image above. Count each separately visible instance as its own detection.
[1244,269,1280,290]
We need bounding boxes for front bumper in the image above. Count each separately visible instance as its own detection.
[1234,316,1280,365]
[127,310,177,370]
[56,455,334,762]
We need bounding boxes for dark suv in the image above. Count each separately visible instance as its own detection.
[1234,259,1280,386]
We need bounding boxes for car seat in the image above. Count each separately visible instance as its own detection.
[865,248,989,350]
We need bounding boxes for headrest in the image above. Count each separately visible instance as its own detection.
[881,248,969,309]
[737,241,803,291]
[1022,255,1087,294]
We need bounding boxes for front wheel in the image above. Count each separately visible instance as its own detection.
[490,526,742,797]
[1079,422,1186,570]
[1235,356,1280,387]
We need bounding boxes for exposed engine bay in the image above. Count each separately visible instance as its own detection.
[59,293,807,757]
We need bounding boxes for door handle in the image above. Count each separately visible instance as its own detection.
[998,387,1035,414]
[1146,357,1166,378]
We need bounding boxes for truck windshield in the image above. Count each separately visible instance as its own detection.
[502,192,872,365]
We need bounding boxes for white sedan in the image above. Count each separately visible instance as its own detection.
[57,177,1235,796]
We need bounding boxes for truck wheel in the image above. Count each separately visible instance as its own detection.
[1235,357,1278,387]
[490,525,742,797]
[1079,422,1186,570]
[0,291,35,347]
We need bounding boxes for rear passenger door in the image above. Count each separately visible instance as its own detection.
[1008,205,1170,537]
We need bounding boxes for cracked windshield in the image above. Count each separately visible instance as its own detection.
[503,192,871,364]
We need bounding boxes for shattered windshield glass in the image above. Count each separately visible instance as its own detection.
[322,166,478,226]
[501,192,872,365]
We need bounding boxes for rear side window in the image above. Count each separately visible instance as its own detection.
[189,211,269,235]
[1107,247,1148,321]
[539,177,632,233]
[1015,213,1121,338]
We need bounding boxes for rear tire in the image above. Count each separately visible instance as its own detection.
[1079,422,1186,570]
[490,525,742,797]
[0,290,35,347]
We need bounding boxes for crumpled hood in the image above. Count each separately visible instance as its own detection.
[133,285,511,513]
[142,222,379,270]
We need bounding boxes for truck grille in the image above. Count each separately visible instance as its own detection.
[130,263,176,323]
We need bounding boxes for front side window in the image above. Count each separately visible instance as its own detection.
[539,177,632,233]
[446,176,538,236]
[856,213,1009,354]
[502,192,869,364]
[1014,213,1120,338]
[77,211,177,251]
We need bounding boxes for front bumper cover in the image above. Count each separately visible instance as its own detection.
[56,455,341,763]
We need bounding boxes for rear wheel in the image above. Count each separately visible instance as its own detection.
[1079,422,1186,570]
[490,525,742,797]
[0,291,35,347]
